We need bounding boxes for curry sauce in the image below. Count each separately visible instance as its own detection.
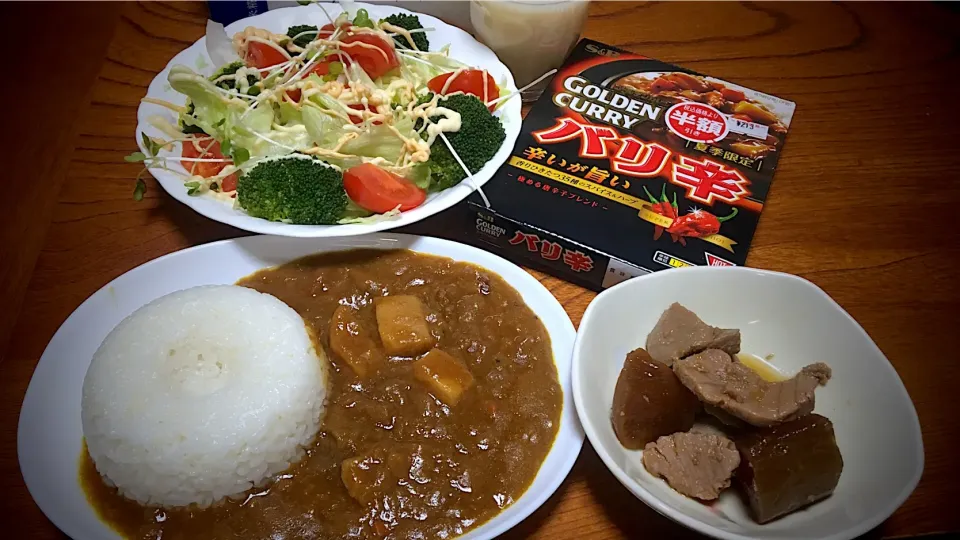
[80,249,563,539]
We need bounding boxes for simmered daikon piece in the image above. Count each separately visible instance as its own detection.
[734,414,844,523]
[612,348,700,449]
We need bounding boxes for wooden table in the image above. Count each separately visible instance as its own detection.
[2,2,958,538]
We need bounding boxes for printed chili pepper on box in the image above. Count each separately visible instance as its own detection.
[454,39,795,290]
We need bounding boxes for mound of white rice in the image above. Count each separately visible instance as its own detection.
[81,285,326,508]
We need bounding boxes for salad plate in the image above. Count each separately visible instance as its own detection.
[135,2,521,237]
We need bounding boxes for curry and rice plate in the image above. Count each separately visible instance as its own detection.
[79,250,562,539]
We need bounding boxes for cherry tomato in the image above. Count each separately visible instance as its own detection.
[318,23,337,38]
[317,22,351,38]
[340,33,399,79]
[346,103,382,125]
[181,135,238,190]
[220,174,238,192]
[427,70,499,110]
[291,23,343,46]
[343,163,426,213]
[244,41,288,70]
[288,53,352,103]
[308,53,351,77]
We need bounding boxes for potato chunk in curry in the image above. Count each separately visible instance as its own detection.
[330,304,384,377]
[341,453,400,505]
[374,295,435,356]
[413,348,475,406]
[341,443,432,505]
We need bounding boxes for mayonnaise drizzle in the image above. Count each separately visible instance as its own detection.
[424,107,462,147]
[147,114,190,140]
[440,68,467,94]
[482,70,490,104]
[379,21,418,50]
[245,36,292,60]
[142,97,186,113]
[341,38,391,63]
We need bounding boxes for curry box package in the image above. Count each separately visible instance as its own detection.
[449,39,796,291]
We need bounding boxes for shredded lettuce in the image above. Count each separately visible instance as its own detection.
[277,101,301,125]
[169,66,244,138]
[227,106,284,158]
[345,61,375,88]
[301,105,344,147]
[338,204,402,224]
[340,198,373,220]
[397,49,468,89]
[305,77,350,115]
[339,117,415,164]
[407,162,432,190]
[170,66,321,160]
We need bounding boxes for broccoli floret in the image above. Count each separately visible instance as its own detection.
[287,24,318,48]
[210,61,260,95]
[237,155,348,225]
[381,13,429,51]
[420,93,505,191]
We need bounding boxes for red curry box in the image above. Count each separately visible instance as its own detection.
[419,40,796,290]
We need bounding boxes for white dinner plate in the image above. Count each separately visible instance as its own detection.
[18,234,583,540]
[136,2,522,237]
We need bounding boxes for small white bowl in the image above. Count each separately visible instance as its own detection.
[572,266,923,540]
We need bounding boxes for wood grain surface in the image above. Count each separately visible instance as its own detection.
[2,2,958,539]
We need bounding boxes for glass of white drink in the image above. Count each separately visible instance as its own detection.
[470,0,590,102]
